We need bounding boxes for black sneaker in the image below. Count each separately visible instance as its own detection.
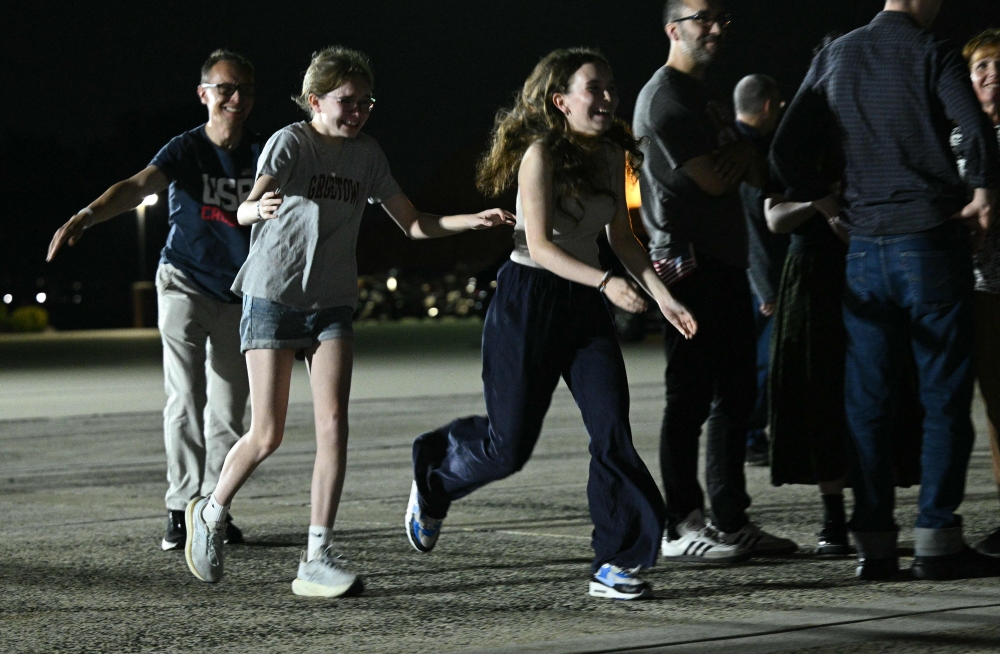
[224,514,244,545]
[162,510,186,551]
[816,526,851,556]
[856,556,899,581]
[911,546,1000,581]
[745,432,770,467]
[973,527,1000,557]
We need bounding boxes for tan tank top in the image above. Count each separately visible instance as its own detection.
[509,141,623,269]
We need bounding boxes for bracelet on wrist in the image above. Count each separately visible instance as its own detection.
[79,207,95,229]
[597,270,613,294]
[256,200,263,221]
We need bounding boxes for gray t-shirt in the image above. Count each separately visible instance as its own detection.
[232,122,401,309]
[633,66,748,269]
[510,141,621,269]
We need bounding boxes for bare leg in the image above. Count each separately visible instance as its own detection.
[304,337,354,528]
[212,348,296,506]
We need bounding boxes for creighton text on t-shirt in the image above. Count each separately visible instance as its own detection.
[307,174,361,204]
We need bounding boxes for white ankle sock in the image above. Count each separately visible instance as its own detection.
[308,525,332,561]
[202,494,229,530]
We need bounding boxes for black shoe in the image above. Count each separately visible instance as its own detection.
[973,527,1000,556]
[816,526,851,556]
[911,546,1000,581]
[162,510,186,551]
[224,514,244,545]
[856,556,899,580]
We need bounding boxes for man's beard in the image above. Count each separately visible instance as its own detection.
[681,35,722,65]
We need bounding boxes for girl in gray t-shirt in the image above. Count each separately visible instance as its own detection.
[180,46,512,596]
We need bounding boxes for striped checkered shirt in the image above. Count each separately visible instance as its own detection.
[771,11,1000,236]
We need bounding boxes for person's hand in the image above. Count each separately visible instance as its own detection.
[953,187,997,251]
[465,208,516,230]
[759,302,775,317]
[713,140,753,186]
[603,277,648,314]
[812,192,842,220]
[827,214,850,244]
[658,294,698,339]
[257,191,284,220]
[47,209,94,261]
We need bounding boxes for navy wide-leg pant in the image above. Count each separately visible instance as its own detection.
[412,261,666,572]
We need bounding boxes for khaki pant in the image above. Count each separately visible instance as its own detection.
[156,263,249,511]
[975,291,1000,494]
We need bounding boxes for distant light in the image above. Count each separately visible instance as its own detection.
[2,294,11,304]
[72,295,82,304]
[386,277,398,292]
[427,307,439,317]
[626,166,642,209]
[142,195,158,207]
[36,292,47,303]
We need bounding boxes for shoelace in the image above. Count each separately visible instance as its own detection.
[316,544,350,566]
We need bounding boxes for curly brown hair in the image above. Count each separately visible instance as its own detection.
[476,48,643,207]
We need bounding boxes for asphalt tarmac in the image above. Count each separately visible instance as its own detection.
[2,322,999,653]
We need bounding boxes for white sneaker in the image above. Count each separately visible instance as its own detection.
[291,547,364,598]
[405,481,443,553]
[712,520,798,556]
[660,509,752,563]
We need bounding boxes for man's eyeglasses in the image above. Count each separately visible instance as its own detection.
[673,11,732,29]
[201,83,256,98]
[337,97,376,113]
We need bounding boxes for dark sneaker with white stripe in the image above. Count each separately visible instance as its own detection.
[589,564,652,600]
[714,520,798,556]
[660,509,751,563]
[162,510,186,551]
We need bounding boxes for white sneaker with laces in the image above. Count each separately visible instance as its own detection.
[711,520,798,556]
[405,480,443,553]
[291,546,363,598]
[660,509,752,563]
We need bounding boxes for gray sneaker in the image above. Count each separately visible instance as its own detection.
[291,547,363,598]
[184,496,224,583]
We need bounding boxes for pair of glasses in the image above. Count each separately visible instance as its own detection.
[673,11,732,29]
[201,83,256,98]
[337,97,376,113]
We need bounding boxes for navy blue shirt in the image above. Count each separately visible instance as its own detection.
[771,11,1000,236]
[150,125,263,302]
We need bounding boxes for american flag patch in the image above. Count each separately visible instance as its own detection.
[652,244,697,286]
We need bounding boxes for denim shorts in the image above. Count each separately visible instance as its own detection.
[240,295,354,353]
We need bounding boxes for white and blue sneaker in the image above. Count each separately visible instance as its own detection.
[588,563,652,600]
[405,480,443,553]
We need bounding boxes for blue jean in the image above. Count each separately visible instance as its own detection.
[843,222,975,556]
[412,261,666,572]
[748,295,773,440]
[239,295,353,352]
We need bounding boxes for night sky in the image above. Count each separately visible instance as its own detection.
[3,0,998,328]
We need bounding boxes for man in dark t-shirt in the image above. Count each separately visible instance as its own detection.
[47,49,263,552]
[634,0,797,563]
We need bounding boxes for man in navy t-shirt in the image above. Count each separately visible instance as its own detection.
[47,49,263,551]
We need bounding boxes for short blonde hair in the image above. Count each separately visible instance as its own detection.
[294,47,374,115]
[963,29,1000,67]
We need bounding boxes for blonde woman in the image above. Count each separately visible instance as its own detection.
[405,48,697,600]
[182,46,513,597]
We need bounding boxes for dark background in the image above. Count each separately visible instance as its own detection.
[3,0,998,329]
